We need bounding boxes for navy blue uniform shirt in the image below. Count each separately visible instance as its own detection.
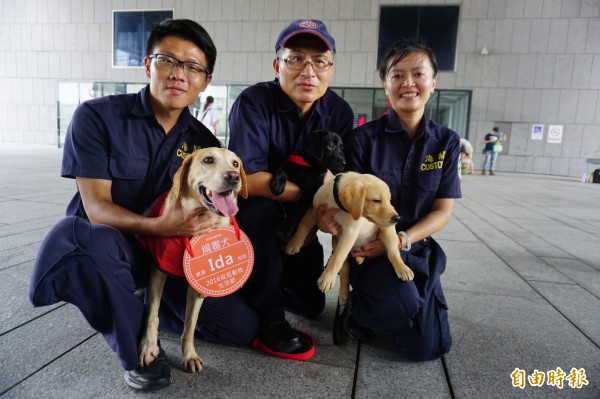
[228,79,354,175]
[345,110,462,231]
[62,85,221,219]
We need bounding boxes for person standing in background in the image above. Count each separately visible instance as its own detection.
[198,95,219,136]
[482,127,500,175]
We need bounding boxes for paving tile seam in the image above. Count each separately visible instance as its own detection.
[0,303,69,338]
[455,202,598,297]
[497,218,600,273]
[0,332,99,397]
[158,331,361,372]
[444,288,547,302]
[440,355,457,399]
[0,260,35,272]
[350,342,361,399]
[524,278,578,286]
[0,229,55,241]
[452,212,600,340]
[484,190,600,237]
[479,238,600,304]
[522,282,600,351]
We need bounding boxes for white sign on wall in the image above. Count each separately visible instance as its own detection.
[547,125,563,144]
[531,124,544,140]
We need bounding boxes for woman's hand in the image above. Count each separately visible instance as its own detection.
[350,239,386,259]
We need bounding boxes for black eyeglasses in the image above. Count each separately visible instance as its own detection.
[278,55,334,72]
[148,54,210,77]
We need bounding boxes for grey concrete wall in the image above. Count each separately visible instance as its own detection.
[0,0,599,176]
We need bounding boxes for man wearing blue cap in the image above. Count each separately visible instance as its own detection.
[229,19,354,357]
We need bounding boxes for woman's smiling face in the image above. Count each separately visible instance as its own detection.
[383,51,437,117]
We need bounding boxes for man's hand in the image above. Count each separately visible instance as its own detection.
[316,204,340,235]
[157,200,220,237]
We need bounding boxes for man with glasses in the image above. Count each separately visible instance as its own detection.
[228,19,354,358]
[29,19,257,391]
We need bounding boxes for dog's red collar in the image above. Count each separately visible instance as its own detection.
[286,154,312,167]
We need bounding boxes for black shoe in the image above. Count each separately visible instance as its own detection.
[124,348,172,391]
[332,301,349,345]
[346,315,374,343]
[258,319,303,353]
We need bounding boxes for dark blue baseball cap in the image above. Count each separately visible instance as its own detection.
[275,19,336,53]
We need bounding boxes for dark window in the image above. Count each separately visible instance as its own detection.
[113,10,173,67]
[378,6,460,71]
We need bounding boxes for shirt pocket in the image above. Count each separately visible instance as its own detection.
[109,155,148,180]
[418,169,442,192]
[109,155,149,210]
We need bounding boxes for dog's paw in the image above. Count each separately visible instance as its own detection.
[317,271,337,292]
[284,239,303,255]
[138,341,161,367]
[181,354,205,373]
[395,266,414,282]
[269,170,287,196]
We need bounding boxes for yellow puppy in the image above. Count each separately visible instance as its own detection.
[285,172,413,306]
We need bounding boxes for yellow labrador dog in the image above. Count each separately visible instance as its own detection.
[138,147,247,373]
[285,172,413,306]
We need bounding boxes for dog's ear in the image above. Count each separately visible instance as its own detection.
[170,153,194,201]
[302,131,325,162]
[239,160,249,199]
[339,182,367,221]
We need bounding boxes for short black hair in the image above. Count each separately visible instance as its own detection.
[378,38,438,81]
[492,127,499,132]
[206,96,214,103]
[146,19,217,74]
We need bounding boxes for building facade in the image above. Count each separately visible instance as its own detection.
[1,0,599,176]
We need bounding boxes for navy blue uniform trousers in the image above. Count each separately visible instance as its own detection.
[235,197,325,321]
[29,216,258,371]
[350,237,452,361]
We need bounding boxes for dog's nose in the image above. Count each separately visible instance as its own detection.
[391,215,401,224]
[224,171,240,183]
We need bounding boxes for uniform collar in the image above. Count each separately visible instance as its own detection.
[131,85,155,117]
[131,84,194,131]
[384,109,430,141]
[273,78,331,121]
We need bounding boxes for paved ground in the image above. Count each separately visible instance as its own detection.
[1,144,599,399]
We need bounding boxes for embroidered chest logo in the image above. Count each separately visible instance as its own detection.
[177,142,202,160]
[421,151,446,171]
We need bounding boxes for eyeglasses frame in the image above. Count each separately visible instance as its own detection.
[148,53,210,76]
[277,56,334,72]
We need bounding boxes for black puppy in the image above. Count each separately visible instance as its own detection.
[270,130,346,240]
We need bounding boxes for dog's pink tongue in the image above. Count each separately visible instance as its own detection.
[211,193,239,216]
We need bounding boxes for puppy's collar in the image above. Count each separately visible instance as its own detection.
[333,174,349,213]
[286,154,312,167]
